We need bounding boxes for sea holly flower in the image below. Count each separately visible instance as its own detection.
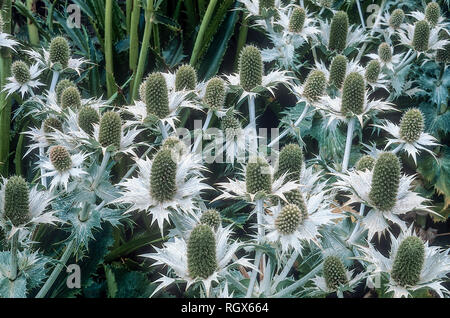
[114,145,210,234]
[355,155,376,172]
[373,108,439,164]
[237,0,282,30]
[314,56,364,90]
[141,224,252,297]
[60,86,82,110]
[200,209,222,230]
[3,61,43,97]
[366,42,404,72]
[357,226,450,298]
[376,8,406,41]
[409,2,449,31]
[334,152,433,240]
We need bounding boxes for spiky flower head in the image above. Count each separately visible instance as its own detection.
[200,209,222,230]
[355,155,376,171]
[150,148,177,203]
[49,145,72,172]
[275,204,303,235]
[328,11,348,52]
[49,36,70,69]
[98,111,122,149]
[239,45,263,92]
[289,7,306,33]
[435,30,450,63]
[259,0,275,15]
[303,70,326,102]
[389,9,405,29]
[378,42,392,63]
[341,72,365,116]
[365,60,381,84]
[4,176,31,227]
[284,189,308,219]
[175,64,197,91]
[78,105,100,135]
[56,79,76,103]
[187,224,217,279]
[412,20,430,52]
[391,236,425,287]
[246,156,272,195]
[319,0,333,8]
[275,143,303,181]
[368,152,401,211]
[11,61,30,85]
[144,72,170,119]
[329,54,347,89]
[61,86,81,109]
[162,136,188,157]
[222,114,241,130]
[43,117,63,134]
[399,108,424,143]
[204,77,226,110]
[425,2,440,27]
[323,256,348,290]
[138,80,147,102]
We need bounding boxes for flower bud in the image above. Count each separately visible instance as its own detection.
[56,79,76,104]
[12,61,30,85]
[323,256,348,290]
[204,77,226,111]
[61,86,81,109]
[43,117,63,134]
[425,2,440,27]
[275,143,303,181]
[412,20,430,52]
[276,204,303,235]
[187,224,217,279]
[435,29,449,63]
[4,176,31,227]
[365,60,381,84]
[289,7,306,33]
[49,145,72,172]
[329,54,347,89]
[391,236,425,287]
[239,45,263,92]
[355,155,375,171]
[399,108,424,143]
[303,70,326,102]
[200,209,222,230]
[78,106,100,135]
[389,9,405,29]
[341,72,365,116]
[175,64,197,91]
[98,111,122,149]
[246,156,272,195]
[378,42,392,63]
[144,72,170,119]
[284,189,308,219]
[49,36,70,69]
[328,11,348,52]
[150,148,177,202]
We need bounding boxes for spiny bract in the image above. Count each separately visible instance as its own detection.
[144,72,170,119]
[49,145,72,172]
[425,2,440,27]
[329,54,347,89]
[56,79,75,103]
[204,77,226,111]
[284,189,308,219]
[275,143,303,181]
[365,60,381,83]
[378,42,392,63]
[61,86,81,109]
[78,105,100,135]
[355,155,376,171]
[369,152,401,211]
[303,70,326,102]
[341,72,365,116]
[98,111,122,149]
[412,20,430,52]
[389,9,405,29]
[328,11,348,52]
[275,204,303,235]
[246,156,272,195]
[399,108,424,143]
[4,176,31,227]
[175,64,197,91]
[49,36,70,69]
[11,60,30,85]
[187,224,217,279]
[289,7,306,33]
[323,256,348,290]
[200,209,222,230]
[391,236,425,287]
[150,148,177,202]
[43,117,63,134]
[239,45,263,92]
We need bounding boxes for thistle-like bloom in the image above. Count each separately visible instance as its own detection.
[200,209,222,230]
[355,155,376,171]
[357,226,450,298]
[39,145,88,190]
[290,69,327,106]
[377,8,406,41]
[0,176,59,238]
[366,42,404,72]
[201,77,227,115]
[174,64,197,91]
[141,224,252,297]
[237,0,282,30]
[60,86,82,110]
[115,146,210,234]
[334,152,432,240]
[314,57,364,90]
[409,2,449,31]
[3,61,43,97]
[374,109,439,164]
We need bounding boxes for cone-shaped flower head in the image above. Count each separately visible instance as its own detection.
[389,9,405,29]
[425,2,440,27]
[187,224,217,279]
[49,145,72,172]
[222,114,241,130]
[239,45,263,92]
[78,105,100,135]
[175,64,197,91]
[284,189,308,219]
[328,11,348,52]
[56,79,76,103]
[323,256,348,290]
[275,143,303,181]
[144,72,170,119]
[399,108,424,143]
[61,86,81,109]
[43,117,63,134]
[289,7,306,33]
[49,36,70,69]
[378,42,392,63]
[259,0,275,15]
[303,70,327,102]
[355,155,376,171]
[4,176,31,227]
[391,236,425,287]
[204,77,226,110]
[341,72,365,116]
[368,152,401,211]
[365,60,381,84]
[200,209,222,230]
[436,30,450,63]
[319,0,333,7]
[150,148,177,203]
[246,156,272,195]
[275,204,303,235]
[412,20,430,52]
[329,54,347,89]
[11,61,30,85]
[99,111,122,149]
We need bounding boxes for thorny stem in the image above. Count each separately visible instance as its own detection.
[91,151,111,190]
[193,110,213,153]
[78,201,91,222]
[158,121,168,140]
[248,95,258,154]
[39,146,47,188]
[9,231,19,281]
[246,199,265,297]
[268,104,309,148]
[246,250,262,298]
[49,71,60,94]
[342,117,355,172]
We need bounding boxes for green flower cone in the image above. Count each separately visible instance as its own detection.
[391,236,425,286]
[187,224,217,279]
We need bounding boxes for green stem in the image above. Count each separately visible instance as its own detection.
[9,231,19,281]
[233,15,248,71]
[129,0,140,97]
[126,0,132,34]
[26,0,40,46]
[78,201,91,222]
[271,263,323,297]
[342,118,355,172]
[14,121,29,175]
[105,0,115,98]
[91,151,111,190]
